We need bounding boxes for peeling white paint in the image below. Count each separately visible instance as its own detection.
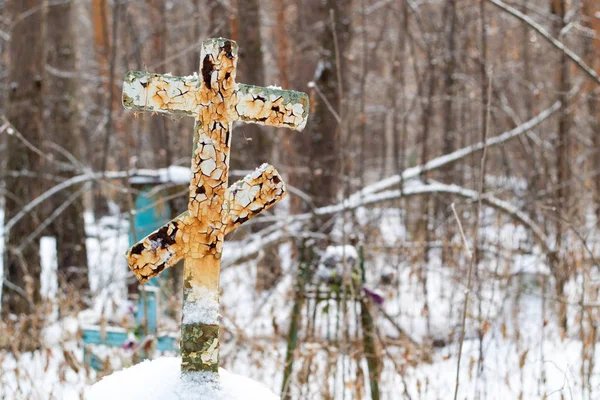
[200,159,217,176]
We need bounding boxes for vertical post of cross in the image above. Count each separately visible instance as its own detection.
[180,38,238,374]
[123,36,309,380]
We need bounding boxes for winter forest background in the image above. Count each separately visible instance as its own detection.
[1,0,600,399]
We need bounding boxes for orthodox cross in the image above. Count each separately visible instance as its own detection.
[122,38,309,376]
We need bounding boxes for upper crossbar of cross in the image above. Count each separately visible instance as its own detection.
[123,54,308,131]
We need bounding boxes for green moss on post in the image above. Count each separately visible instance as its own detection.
[181,323,220,373]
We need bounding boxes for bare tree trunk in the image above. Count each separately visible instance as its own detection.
[274,1,290,89]
[92,0,109,80]
[3,0,45,316]
[148,0,172,169]
[233,0,269,168]
[290,0,351,211]
[235,0,282,290]
[440,0,458,273]
[90,0,110,216]
[415,29,436,334]
[475,0,489,375]
[551,0,571,332]
[442,0,457,177]
[519,0,542,219]
[288,0,321,213]
[208,0,232,38]
[582,1,600,220]
[45,0,89,300]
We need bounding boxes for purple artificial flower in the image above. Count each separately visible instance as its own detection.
[362,286,384,305]
[121,338,136,350]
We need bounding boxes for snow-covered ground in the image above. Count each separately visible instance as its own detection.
[0,317,94,399]
[86,357,279,400]
[1,204,600,399]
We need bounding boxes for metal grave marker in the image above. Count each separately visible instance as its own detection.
[122,38,309,375]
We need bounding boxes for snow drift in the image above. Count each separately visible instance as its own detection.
[86,357,280,400]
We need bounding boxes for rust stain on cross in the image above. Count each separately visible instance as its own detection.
[122,38,309,374]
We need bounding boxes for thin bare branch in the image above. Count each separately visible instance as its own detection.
[486,0,600,85]
[349,95,568,201]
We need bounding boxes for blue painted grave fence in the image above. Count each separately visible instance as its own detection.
[82,173,188,370]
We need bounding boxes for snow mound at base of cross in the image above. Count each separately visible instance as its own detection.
[86,357,280,400]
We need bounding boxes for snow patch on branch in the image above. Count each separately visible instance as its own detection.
[130,166,191,185]
[222,227,289,267]
[221,179,553,267]
[347,99,562,202]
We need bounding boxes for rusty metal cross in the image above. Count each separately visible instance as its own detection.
[122,38,308,375]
